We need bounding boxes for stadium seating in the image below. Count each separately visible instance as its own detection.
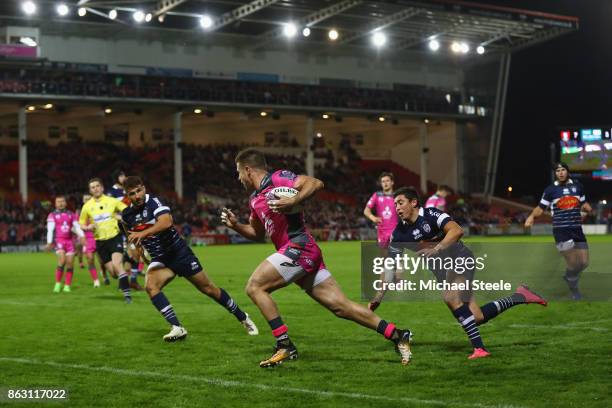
[0,66,461,114]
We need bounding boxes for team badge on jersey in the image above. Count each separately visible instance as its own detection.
[423,223,431,233]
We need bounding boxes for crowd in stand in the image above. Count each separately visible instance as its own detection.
[0,67,461,114]
[0,141,372,244]
[9,139,600,246]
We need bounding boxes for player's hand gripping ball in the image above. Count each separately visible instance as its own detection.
[267,187,302,214]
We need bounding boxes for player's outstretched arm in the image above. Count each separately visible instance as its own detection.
[221,209,266,242]
[525,206,544,227]
[418,221,464,257]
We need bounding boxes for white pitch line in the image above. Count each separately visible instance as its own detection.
[0,357,519,408]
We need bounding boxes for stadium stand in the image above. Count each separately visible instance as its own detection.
[0,66,461,114]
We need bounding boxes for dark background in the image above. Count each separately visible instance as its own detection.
[474,0,611,200]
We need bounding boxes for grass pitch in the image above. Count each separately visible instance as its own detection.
[0,237,610,407]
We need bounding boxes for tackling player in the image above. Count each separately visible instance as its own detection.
[391,187,547,359]
[363,172,399,311]
[79,178,132,303]
[121,176,258,341]
[222,149,413,367]
[525,163,591,300]
[46,195,86,292]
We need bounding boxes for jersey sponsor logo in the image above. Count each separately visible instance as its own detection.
[93,213,111,223]
[429,209,442,218]
[557,196,580,210]
[563,188,570,194]
[285,247,302,259]
[279,170,297,180]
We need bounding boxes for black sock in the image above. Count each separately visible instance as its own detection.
[376,319,399,341]
[452,303,485,349]
[214,288,247,321]
[118,273,131,299]
[480,293,526,324]
[151,292,181,326]
[268,316,291,346]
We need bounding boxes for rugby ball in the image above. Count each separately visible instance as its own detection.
[269,187,302,214]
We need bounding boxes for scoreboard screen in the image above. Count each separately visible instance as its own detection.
[559,128,612,175]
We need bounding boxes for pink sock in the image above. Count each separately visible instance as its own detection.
[55,267,64,283]
[89,267,98,281]
[65,269,74,286]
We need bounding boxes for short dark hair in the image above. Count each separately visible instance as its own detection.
[394,187,420,206]
[554,162,570,172]
[379,172,394,182]
[112,169,125,184]
[438,185,453,194]
[88,177,103,187]
[235,148,267,170]
[123,176,144,192]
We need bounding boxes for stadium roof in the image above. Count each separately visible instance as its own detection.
[2,0,579,54]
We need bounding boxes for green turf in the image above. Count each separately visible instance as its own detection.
[1,238,611,407]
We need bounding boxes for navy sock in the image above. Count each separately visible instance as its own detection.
[151,292,181,326]
[564,268,581,290]
[480,293,525,324]
[118,273,131,299]
[452,304,485,349]
[268,316,290,345]
[215,288,247,322]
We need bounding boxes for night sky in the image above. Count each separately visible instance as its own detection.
[473,0,612,200]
